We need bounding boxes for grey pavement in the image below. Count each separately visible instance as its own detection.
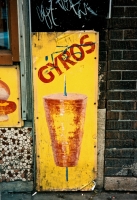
[1,191,137,200]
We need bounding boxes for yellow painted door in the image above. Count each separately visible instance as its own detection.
[32,31,98,191]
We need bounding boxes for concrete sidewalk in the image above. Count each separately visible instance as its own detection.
[1,191,137,200]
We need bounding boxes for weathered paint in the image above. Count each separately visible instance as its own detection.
[0,66,23,127]
[32,31,98,191]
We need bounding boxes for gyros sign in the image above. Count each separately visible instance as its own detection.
[38,34,95,83]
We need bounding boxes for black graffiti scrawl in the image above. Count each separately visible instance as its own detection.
[31,0,110,32]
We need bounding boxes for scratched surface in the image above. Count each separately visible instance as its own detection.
[0,66,23,127]
[32,31,98,191]
[31,0,109,32]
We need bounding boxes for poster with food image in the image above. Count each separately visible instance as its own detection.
[0,66,23,127]
[32,31,98,191]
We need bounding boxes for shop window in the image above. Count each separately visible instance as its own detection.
[0,0,19,65]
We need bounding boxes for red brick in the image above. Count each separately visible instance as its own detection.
[107,101,134,110]
[108,71,121,80]
[99,51,107,61]
[107,81,136,90]
[107,91,120,100]
[109,30,123,40]
[123,71,137,80]
[107,111,119,120]
[123,51,137,60]
[106,139,134,148]
[99,30,108,41]
[112,7,125,17]
[125,7,137,17]
[105,149,134,158]
[124,30,137,39]
[98,100,106,109]
[106,130,119,139]
[108,61,137,70]
[120,92,137,100]
[111,18,137,29]
[108,51,122,60]
[105,158,134,167]
[120,112,137,120]
[110,41,137,50]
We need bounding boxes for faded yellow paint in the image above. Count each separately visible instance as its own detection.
[32,31,98,191]
[0,66,23,127]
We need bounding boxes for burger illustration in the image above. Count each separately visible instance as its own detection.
[0,80,16,121]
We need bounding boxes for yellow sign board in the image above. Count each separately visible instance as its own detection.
[0,66,23,127]
[32,31,98,191]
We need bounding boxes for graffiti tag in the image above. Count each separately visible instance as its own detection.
[36,0,97,29]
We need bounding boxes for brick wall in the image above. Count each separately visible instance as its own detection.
[105,0,137,181]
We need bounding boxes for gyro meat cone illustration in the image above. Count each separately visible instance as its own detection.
[0,80,10,100]
[43,93,87,167]
[0,80,17,121]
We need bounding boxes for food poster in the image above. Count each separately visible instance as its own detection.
[0,66,23,127]
[32,31,98,191]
